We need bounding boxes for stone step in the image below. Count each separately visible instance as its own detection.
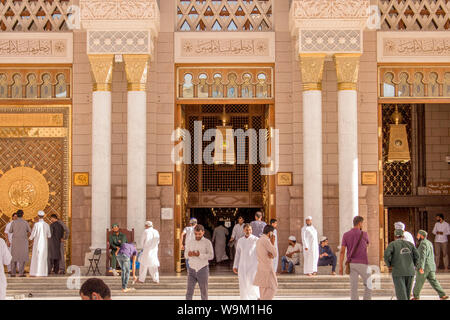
[7,277,450,284]
[6,274,450,298]
[6,288,445,298]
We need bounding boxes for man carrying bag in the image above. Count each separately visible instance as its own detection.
[339,216,371,300]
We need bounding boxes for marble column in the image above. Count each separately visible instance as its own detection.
[88,54,114,250]
[299,54,326,237]
[334,53,361,241]
[124,54,149,241]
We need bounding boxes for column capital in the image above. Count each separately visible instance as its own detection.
[299,53,326,91]
[88,54,114,92]
[334,53,361,91]
[123,54,150,92]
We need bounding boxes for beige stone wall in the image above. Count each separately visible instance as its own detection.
[72,30,92,266]
[71,0,380,269]
[152,0,176,272]
[274,0,296,269]
[71,0,176,270]
[425,104,450,183]
[275,0,380,268]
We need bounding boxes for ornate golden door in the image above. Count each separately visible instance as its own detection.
[0,66,72,266]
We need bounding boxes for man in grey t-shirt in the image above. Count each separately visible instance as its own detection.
[250,211,266,238]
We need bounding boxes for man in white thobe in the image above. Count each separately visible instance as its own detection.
[29,211,51,277]
[233,223,260,300]
[0,237,12,300]
[212,222,229,263]
[432,213,450,271]
[394,221,415,246]
[271,219,279,272]
[137,221,160,284]
[301,216,319,276]
[229,216,245,261]
[4,212,17,273]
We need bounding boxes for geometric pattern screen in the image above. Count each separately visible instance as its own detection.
[187,104,264,193]
[382,104,413,196]
[0,0,72,32]
[177,0,273,31]
[379,0,450,31]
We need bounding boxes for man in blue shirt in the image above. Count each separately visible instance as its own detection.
[115,242,138,292]
[318,236,337,275]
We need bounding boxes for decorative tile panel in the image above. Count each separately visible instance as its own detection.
[291,0,370,19]
[87,30,151,54]
[80,0,159,20]
[300,30,362,53]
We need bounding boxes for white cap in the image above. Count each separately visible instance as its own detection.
[305,216,312,221]
[320,236,328,242]
[288,236,296,242]
[38,210,45,217]
[394,222,405,230]
[145,221,153,227]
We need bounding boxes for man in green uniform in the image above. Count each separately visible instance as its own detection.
[384,229,419,300]
[412,230,448,300]
[109,224,128,276]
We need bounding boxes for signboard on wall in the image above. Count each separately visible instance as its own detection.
[427,182,450,195]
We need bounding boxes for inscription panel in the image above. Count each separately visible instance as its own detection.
[175,32,275,63]
[378,32,450,63]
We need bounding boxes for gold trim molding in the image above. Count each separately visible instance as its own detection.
[123,54,149,92]
[0,127,67,138]
[334,53,361,91]
[88,54,114,92]
[0,114,63,127]
[299,54,326,91]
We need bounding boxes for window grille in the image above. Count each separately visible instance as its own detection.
[379,0,450,31]
[0,0,72,32]
[382,104,413,196]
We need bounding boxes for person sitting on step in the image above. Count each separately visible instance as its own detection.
[318,236,337,275]
[280,236,301,274]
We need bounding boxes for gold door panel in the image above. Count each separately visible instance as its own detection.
[0,105,71,266]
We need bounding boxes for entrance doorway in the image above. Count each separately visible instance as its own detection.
[190,207,260,272]
[190,207,260,239]
[386,208,416,243]
[174,102,276,272]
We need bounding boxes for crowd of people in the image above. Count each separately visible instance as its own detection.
[0,209,449,301]
[181,212,449,301]
[3,209,69,279]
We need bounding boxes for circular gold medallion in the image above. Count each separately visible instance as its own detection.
[0,166,49,220]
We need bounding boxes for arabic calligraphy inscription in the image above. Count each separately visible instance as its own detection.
[181,39,269,57]
[0,39,67,57]
[384,39,450,57]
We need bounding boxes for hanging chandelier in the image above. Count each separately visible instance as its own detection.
[387,105,411,163]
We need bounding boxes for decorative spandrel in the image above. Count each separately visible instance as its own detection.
[177,0,273,32]
[177,66,273,100]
